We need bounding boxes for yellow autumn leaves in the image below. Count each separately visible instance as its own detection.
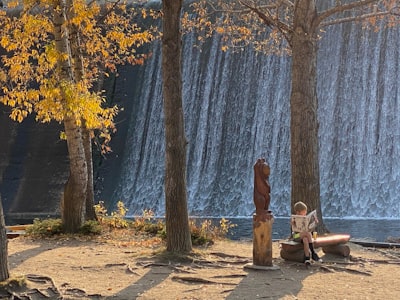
[0,0,159,151]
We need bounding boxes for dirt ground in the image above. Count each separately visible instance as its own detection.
[3,232,400,300]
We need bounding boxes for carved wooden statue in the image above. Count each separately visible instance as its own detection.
[253,158,271,215]
[248,158,276,268]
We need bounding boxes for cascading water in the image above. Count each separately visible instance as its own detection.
[96,18,400,219]
[318,22,400,218]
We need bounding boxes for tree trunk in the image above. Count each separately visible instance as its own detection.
[162,0,192,253]
[66,7,97,222]
[62,116,88,232]
[83,126,97,221]
[0,195,9,281]
[53,0,88,232]
[290,0,325,232]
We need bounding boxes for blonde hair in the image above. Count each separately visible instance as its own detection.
[294,201,307,213]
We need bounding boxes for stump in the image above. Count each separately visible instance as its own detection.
[252,213,274,266]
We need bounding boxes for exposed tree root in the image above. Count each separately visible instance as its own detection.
[171,275,237,286]
[319,265,372,276]
[105,262,141,275]
[211,274,247,279]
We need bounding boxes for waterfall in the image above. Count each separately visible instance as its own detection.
[96,21,400,219]
[318,22,400,218]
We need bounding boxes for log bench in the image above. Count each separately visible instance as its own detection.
[6,225,30,239]
[280,233,351,262]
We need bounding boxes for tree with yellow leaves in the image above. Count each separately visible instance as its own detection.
[184,0,399,233]
[0,0,157,233]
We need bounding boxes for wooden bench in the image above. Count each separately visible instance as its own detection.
[6,225,30,239]
[280,233,351,262]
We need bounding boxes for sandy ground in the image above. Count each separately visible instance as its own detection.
[2,233,400,300]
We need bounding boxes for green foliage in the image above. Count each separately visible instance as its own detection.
[79,220,102,235]
[23,208,236,246]
[25,218,103,236]
[25,218,63,237]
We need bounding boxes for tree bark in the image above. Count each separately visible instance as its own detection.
[66,4,97,221]
[82,126,97,221]
[62,116,88,232]
[53,0,88,232]
[290,0,325,231]
[252,216,274,266]
[0,194,9,281]
[162,0,192,253]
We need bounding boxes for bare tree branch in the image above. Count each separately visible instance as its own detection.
[320,10,391,27]
[391,6,400,16]
[314,0,378,28]
[275,0,294,9]
[202,0,253,16]
[239,0,293,44]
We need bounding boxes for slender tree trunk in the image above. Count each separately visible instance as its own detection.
[290,0,325,231]
[0,195,9,281]
[53,0,88,232]
[162,0,192,253]
[66,8,97,221]
[82,126,97,221]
